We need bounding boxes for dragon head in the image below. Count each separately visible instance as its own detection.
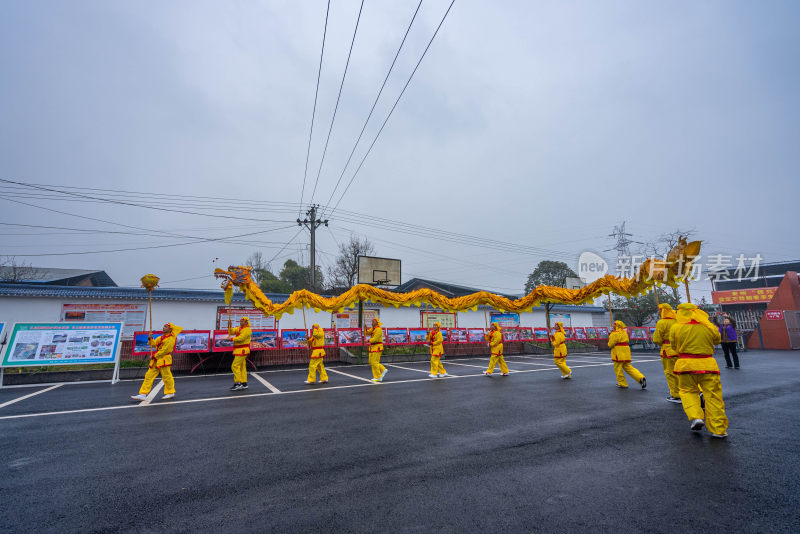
[214,265,254,289]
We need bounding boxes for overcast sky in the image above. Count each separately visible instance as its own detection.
[1,0,797,298]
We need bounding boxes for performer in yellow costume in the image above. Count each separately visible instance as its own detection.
[608,320,646,389]
[652,304,681,403]
[483,322,509,376]
[669,303,728,437]
[426,322,448,378]
[305,323,329,385]
[228,316,252,391]
[551,321,572,379]
[366,318,388,382]
[130,322,182,401]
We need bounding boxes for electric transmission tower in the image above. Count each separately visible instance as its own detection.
[297,204,328,292]
[605,221,641,259]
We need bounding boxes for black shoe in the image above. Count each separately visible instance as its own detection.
[700,393,705,410]
[241,383,248,389]
[230,383,240,391]
[640,377,647,389]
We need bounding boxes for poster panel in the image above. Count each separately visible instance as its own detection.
[216,307,275,329]
[562,327,575,340]
[595,326,610,339]
[648,327,657,338]
[281,329,308,349]
[333,310,379,329]
[2,322,123,366]
[573,327,587,340]
[385,328,409,346]
[534,327,550,341]
[420,311,457,328]
[408,328,428,345]
[501,327,519,342]
[585,327,598,339]
[212,329,280,352]
[61,304,145,340]
[336,328,363,347]
[628,327,648,341]
[467,328,485,343]
[321,328,337,348]
[449,328,468,343]
[490,313,519,327]
[518,327,534,341]
[132,330,212,355]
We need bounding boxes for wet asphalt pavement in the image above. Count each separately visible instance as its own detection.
[1,350,798,533]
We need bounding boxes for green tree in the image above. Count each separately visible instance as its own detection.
[258,269,291,294]
[524,260,578,293]
[605,289,680,326]
[258,259,325,293]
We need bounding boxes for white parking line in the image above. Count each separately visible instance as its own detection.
[140,381,164,406]
[252,373,281,393]
[326,368,376,384]
[0,384,62,409]
[387,363,437,374]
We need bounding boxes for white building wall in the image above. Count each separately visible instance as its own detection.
[0,296,600,332]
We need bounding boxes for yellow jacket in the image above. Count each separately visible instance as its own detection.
[367,325,384,352]
[652,318,677,357]
[228,326,251,357]
[427,329,444,357]
[608,322,631,362]
[552,331,567,358]
[485,329,503,355]
[669,304,721,374]
[310,325,325,359]
[148,324,182,368]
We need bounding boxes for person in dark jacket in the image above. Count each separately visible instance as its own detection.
[718,315,740,369]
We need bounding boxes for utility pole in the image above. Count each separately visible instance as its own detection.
[297,204,328,292]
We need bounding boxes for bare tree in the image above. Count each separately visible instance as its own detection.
[639,228,697,303]
[244,251,267,285]
[0,256,43,283]
[326,235,375,291]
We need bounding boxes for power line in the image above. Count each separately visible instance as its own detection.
[320,0,423,217]
[309,0,365,205]
[328,0,456,217]
[299,0,332,217]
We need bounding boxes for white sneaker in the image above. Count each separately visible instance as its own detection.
[380,368,389,380]
[130,394,146,401]
[162,393,174,400]
[428,374,437,378]
[438,373,449,378]
[320,380,328,384]
[690,419,705,431]
[561,373,572,379]
[711,432,728,438]
[304,380,313,384]
[371,378,380,382]
[484,371,492,376]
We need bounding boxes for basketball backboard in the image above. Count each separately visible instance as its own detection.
[358,256,401,287]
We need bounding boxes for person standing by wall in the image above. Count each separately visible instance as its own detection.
[717,314,740,369]
[228,316,251,391]
[304,323,328,385]
[551,321,572,379]
[366,318,388,382]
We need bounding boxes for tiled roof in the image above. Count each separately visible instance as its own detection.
[0,283,289,303]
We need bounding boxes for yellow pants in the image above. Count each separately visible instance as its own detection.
[430,355,446,375]
[661,357,679,397]
[486,353,509,374]
[139,365,175,395]
[307,358,328,383]
[369,350,386,379]
[232,355,248,384]
[678,373,728,435]
[613,361,644,387]
[554,357,571,376]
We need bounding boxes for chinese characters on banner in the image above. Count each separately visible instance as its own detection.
[711,287,776,305]
[420,311,457,328]
[333,310,380,329]
[216,307,276,329]
[61,304,145,340]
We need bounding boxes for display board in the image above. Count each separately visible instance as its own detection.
[518,327,534,341]
[595,327,610,339]
[333,310,379,329]
[628,327,648,340]
[336,328,363,347]
[281,329,308,348]
[321,328,337,348]
[490,313,520,327]
[420,311,457,328]
[61,304,145,340]
[648,326,657,338]
[501,327,519,342]
[562,327,575,340]
[132,330,211,355]
[449,328,468,343]
[408,328,428,345]
[534,327,550,341]
[2,322,123,367]
[385,328,409,345]
[216,307,276,329]
[585,327,598,339]
[467,328,485,343]
[573,327,587,340]
[212,329,280,351]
